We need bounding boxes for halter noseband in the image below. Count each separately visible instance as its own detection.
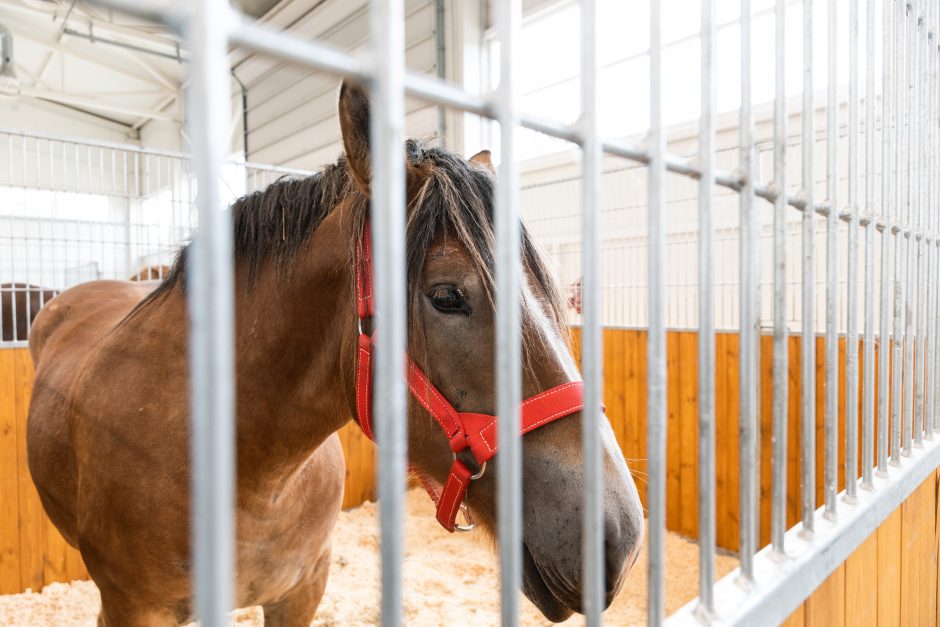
[353,222,587,532]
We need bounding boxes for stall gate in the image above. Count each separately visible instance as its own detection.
[8,0,940,625]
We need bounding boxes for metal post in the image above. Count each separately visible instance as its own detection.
[370,0,408,624]
[579,0,604,624]
[800,0,817,532]
[738,0,759,578]
[183,0,235,624]
[903,0,915,457]
[495,0,522,624]
[824,0,840,517]
[771,0,788,552]
[846,0,860,500]
[891,0,904,465]
[862,0,876,487]
[648,0,667,620]
[697,0,718,614]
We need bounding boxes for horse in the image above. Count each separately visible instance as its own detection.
[26,81,643,626]
[1,283,58,342]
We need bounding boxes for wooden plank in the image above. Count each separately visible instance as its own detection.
[759,334,772,549]
[804,563,845,627]
[815,336,826,507]
[724,333,740,552]
[622,331,643,507]
[900,475,929,625]
[666,332,682,532]
[844,531,878,627]
[678,331,698,539]
[780,604,805,627]
[606,329,628,462]
[13,349,43,592]
[925,470,938,627]
[788,335,803,530]
[635,331,649,511]
[0,350,21,594]
[878,508,902,627]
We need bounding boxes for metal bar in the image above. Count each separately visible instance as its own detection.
[494,0,522,624]
[579,0,603,624]
[903,0,915,457]
[370,0,408,624]
[862,0,876,487]
[916,3,928,446]
[647,0,667,621]
[696,0,718,615]
[824,0,840,517]
[800,0,817,532]
[846,0,860,500]
[771,0,789,548]
[183,0,235,624]
[891,0,904,465]
[738,0,759,580]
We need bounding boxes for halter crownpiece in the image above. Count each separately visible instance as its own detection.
[353,222,588,532]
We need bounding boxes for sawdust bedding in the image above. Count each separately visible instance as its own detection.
[0,489,736,626]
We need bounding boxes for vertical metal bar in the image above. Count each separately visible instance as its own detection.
[862,0,876,487]
[495,0,522,624]
[738,0,759,579]
[647,0,667,621]
[928,1,935,441]
[903,0,915,457]
[696,0,718,614]
[824,0,839,517]
[370,0,407,624]
[801,0,817,531]
[891,0,904,465]
[184,0,235,624]
[916,3,928,446]
[846,0,860,500]
[579,0,603,624]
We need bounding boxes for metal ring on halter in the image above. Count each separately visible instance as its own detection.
[454,499,475,532]
[453,453,487,480]
[357,317,363,335]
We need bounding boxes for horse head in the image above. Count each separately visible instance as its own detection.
[338,82,643,621]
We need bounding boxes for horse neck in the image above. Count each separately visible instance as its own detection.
[231,204,358,491]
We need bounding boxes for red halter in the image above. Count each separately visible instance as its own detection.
[353,223,587,532]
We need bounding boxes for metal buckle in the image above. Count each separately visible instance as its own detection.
[454,499,475,532]
[452,452,486,480]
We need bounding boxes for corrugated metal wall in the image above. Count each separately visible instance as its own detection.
[233,0,441,169]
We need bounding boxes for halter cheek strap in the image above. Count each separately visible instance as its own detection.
[353,223,588,532]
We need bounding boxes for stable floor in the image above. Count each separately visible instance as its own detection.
[0,488,736,626]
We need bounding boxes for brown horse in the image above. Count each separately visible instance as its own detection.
[26,82,642,626]
[1,283,58,343]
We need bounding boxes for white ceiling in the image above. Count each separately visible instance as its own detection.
[0,0,189,131]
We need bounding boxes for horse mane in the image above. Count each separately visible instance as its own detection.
[139,138,567,339]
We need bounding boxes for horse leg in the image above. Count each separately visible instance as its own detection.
[262,547,332,627]
[97,591,180,627]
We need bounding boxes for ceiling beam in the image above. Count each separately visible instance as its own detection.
[18,85,181,122]
[10,24,178,94]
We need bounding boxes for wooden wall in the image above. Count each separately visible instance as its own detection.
[2,330,938,627]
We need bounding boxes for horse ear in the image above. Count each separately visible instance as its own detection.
[338,80,372,194]
[468,149,496,176]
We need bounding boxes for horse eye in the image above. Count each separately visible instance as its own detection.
[429,286,470,315]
